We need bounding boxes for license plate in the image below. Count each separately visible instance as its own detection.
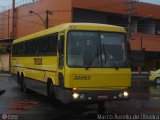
[97,95,108,99]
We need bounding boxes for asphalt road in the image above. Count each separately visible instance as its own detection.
[0,75,160,120]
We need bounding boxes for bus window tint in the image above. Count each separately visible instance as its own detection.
[47,34,57,54]
[67,31,100,67]
[67,31,128,68]
[12,33,58,56]
[101,33,126,61]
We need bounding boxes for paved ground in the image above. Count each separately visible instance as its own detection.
[0,75,160,120]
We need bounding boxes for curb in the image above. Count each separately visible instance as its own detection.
[0,73,12,77]
[132,72,149,76]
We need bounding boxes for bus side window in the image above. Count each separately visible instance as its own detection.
[18,43,21,55]
[12,44,17,56]
[46,35,50,52]
[21,42,25,55]
[39,37,45,54]
[44,36,48,53]
[32,39,36,54]
[47,33,58,54]
[26,41,29,54]
[12,45,15,55]
[58,35,64,69]
[37,37,41,54]
[53,33,58,54]
[29,40,32,54]
[41,36,47,54]
[58,35,64,55]
[48,35,53,53]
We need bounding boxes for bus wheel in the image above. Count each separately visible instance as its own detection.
[23,78,29,93]
[48,82,57,107]
[19,75,24,91]
[98,102,105,114]
[17,73,20,84]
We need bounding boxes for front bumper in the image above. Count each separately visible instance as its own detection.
[71,90,129,102]
[56,88,129,104]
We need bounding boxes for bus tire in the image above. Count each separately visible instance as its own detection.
[19,74,24,91]
[48,82,57,107]
[20,74,29,92]
[22,77,29,93]
[17,72,20,84]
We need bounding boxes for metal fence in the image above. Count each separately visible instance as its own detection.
[0,0,40,13]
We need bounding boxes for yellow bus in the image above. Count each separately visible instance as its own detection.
[11,23,131,107]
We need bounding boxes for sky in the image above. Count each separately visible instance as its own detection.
[142,0,160,4]
[0,0,160,8]
[0,0,33,8]
[0,0,20,6]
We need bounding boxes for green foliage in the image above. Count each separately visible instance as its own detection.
[0,46,6,54]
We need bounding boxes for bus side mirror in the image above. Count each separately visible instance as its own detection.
[58,36,64,55]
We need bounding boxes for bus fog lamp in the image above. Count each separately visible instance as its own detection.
[73,93,79,99]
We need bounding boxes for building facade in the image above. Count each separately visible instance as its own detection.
[0,0,160,71]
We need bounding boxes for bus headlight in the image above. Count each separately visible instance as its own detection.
[73,93,79,99]
[123,91,129,97]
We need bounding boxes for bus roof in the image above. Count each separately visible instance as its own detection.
[13,23,126,44]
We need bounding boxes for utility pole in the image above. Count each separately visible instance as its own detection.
[12,0,16,38]
[45,10,53,29]
[10,0,16,72]
[125,0,139,71]
[126,0,138,39]
[29,10,53,29]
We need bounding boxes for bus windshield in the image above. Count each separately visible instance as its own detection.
[67,31,128,68]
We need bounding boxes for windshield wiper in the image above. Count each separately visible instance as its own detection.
[102,45,119,70]
[108,58,119,70]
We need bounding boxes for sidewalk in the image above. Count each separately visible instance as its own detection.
[0,71,12,77]
[132,71,149,77]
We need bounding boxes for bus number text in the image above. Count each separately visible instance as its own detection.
[73,75,91,80]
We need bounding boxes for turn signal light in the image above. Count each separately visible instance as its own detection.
[72,87,77,91]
